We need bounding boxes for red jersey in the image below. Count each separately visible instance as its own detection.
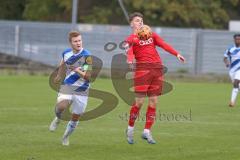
[125,32,179,64]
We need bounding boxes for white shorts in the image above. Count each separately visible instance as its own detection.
[229,70,240,82]
[57,92,88,115]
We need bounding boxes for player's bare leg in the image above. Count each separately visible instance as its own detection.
[141,95,157,144]
[62,113,80,146]
[126,93,145,144]
[229,80,240,107]
[49,100,70,131]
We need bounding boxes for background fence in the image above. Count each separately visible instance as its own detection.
[0,20,237,74]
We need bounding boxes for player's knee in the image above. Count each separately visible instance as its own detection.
[233,80,240,88]
[56,100,69,110]
[55,107,63,118]
[135,100,144,107]
[149,98,158,106]
[149,101,157,106]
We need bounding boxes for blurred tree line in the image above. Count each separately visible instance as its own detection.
[0,0,239,29]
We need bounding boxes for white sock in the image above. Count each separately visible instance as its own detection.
[128,126,134,131]
[63,120,79,137]
[143,129,150,134]
[231,88,239,104]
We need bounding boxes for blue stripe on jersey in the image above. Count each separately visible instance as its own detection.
[234,66,240,72]
[82,49,91,56]
[74,81,89,92]
[64,73,80,84]
[65,49,91,65]
[232,48,240,55]
[230,59,240,69]
[65,53,83,65]
[62,48,72,59]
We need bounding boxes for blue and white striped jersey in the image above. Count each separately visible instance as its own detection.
[62,48,91,92]
[224,45,240,73]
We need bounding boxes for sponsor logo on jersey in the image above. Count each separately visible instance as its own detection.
[139,38,153,46]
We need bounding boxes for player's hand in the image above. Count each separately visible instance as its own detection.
[225,62,230,68]
[69,66,84,75]
[69,65,76,71]
[69,65,80,72]
[128,63,134,71]
[177,54,185,63]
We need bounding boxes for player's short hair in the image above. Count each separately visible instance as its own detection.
[233,34,240,39]
[68,31,81,42]
[129,12,143,22]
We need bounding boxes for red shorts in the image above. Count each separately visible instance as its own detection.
[134,67,164,96]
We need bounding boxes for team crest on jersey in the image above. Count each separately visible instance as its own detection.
[139,38,153,46]
[86,56,92,65]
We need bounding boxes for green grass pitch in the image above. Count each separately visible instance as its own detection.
[0,75,240,160]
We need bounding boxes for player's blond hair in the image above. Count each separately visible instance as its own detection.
[68,31,81,42]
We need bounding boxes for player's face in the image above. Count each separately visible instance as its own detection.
[234,36,240,47]
[70,35,82,52]
[130,16,143,31]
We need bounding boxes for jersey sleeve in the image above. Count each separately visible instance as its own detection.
[224,49,229,57]
[62,51,65,62]
[125,36,135,63]
[152,32,179,56]
[224,46,232,58]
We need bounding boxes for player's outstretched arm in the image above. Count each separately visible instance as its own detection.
[177,54,185,63]
[153,32,185,63]
[124,40,135,70]
[127,46,135,70]
[124,40,134,63]
[54,59,66,83]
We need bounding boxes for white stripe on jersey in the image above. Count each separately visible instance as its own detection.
[224,45,240,73]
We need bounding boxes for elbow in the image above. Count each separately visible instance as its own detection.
[223,57,227,62]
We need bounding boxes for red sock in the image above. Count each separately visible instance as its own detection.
[144,106,156,129]
[128,104,140,127]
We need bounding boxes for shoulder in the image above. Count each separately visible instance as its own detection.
[81,49,92,65]
[226,45,235,52]
[152,32,162,38]
[81,49,91,56]
[125,34,136,41]
[62,48,72,57]
[125,34,139,45]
